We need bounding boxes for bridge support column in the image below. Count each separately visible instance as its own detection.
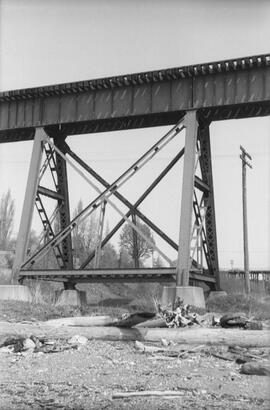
[167,111,206,308]
[12,128,45,282]
[176,111,198,287]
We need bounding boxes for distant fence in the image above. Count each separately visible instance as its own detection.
[220,271,270,294]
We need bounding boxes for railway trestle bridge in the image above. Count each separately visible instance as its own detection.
[0,53,269,296]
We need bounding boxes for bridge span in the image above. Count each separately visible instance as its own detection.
[0,53,269,295]
[0,53,269,143]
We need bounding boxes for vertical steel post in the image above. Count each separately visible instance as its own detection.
[12,128,45,282]
[176,111,198,286]
[199,123,220,290]
[54,137,73,270]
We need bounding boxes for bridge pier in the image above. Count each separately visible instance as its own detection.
[161,285,205,308]
[55,289,86,307]
[12,108,219,299]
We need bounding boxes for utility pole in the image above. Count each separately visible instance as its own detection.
[240,145,252,294]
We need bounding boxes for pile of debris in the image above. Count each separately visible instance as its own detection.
[0,334,88,355]
[157,298,200,328]
[155,298,263,331]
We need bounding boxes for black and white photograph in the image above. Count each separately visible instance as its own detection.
[0,1,269,409]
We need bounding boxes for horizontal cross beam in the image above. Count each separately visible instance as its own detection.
[37,185,64,201]
[19,268,216,284]
[194,176,210,193]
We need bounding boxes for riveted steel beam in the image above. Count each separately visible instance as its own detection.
[53,134,73,270]
[19,268,216,284]
[0,53,269,142]
[198,123,220,290]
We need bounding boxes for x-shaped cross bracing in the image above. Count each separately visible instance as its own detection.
[22,118,186,269]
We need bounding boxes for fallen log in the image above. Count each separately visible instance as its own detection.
[45,312,155,328]
[0,322,269,347]
[45,316,116,327]
[111,312,156,328]
[136,318,167,328]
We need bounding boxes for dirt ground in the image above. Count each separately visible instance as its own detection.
[0,327,270,410]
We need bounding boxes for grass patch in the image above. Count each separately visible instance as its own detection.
[0,281,162,322]
[1,287,269,323]
[206,293,270,320]
[0,300,82,322]
[0,299,153,322]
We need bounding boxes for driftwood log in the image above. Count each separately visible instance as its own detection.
[0,322,269,347]
[45,312,155,328]
[45,316,115,327]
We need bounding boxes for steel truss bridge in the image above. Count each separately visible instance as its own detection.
[0,53,269,290]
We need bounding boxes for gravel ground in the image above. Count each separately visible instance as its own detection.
[1,338,270,410]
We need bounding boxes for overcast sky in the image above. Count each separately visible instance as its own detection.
[0,0,269,269]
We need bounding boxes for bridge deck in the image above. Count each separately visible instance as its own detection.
[0,53,269,143]
[19,268,216,284]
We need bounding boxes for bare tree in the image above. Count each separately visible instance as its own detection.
[0,190,15,250]
[119,221,155,265]
[72,199,99,266]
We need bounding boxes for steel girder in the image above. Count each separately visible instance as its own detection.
[198,124,220,290]
[0,54,269,143]
[18,268,216,285]
[53,136,73,270]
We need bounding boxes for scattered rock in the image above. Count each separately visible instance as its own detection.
[240,361,270,376]
[23,338,36,351]
[68,335,88,345]
[160,338,169,347]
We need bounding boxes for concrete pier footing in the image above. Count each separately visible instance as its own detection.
[0,285,33,302]
[208,290,227,300]
[55,290,86,307]
[161,285,206,308]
